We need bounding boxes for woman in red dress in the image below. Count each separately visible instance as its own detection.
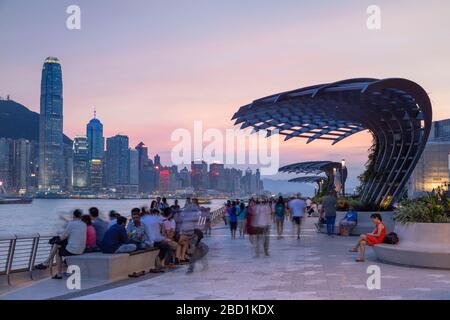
[350,213,386,262]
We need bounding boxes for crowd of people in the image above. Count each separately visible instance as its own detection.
[34,192,388,279]
[223,191,387,262]
[35,197,211,279]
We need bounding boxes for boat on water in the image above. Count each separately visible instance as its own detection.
[197,198,212,205]
[0,197,33,205]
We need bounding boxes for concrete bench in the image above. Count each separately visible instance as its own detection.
[373,223,450,269]
[66,247,160,281]
[316,211,395,236]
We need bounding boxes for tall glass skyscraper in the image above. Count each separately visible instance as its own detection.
[38,57,64,191]
[105,135,130,187]
[86,110,104,160]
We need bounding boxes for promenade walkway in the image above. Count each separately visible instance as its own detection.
[75,218,450,300]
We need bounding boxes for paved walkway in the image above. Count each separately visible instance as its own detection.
[77,218,450,300]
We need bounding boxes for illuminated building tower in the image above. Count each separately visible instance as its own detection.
[38,57,64,191]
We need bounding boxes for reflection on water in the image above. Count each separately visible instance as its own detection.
[0,199,225,236]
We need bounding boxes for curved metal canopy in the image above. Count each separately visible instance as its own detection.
[232,78,432,207]
[288,176,327,184]
[279,161,341,174]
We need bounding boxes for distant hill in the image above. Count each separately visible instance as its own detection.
[0,99,72,144]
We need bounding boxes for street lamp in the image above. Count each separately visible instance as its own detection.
[341,159,346,197]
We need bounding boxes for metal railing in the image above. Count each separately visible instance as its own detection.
[197,206,226,230]
[0,233,55,285]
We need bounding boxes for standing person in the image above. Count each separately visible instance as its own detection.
[228,201,238,239]
[322,190,338,236]
[246,199,257,244]
[237,202,247,238]
[274,196,286,239]
[89,207,108,248]
[254,199,272,257]
[161,197,169,209]
[306,197,313,217]
[288,194,306,240]
[82,215,97,252]
[170,199,181,211]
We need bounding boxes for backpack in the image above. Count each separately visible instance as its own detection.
[383,232,399,245]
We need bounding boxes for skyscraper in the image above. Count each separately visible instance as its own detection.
[38,57,64,191]
[105,135,130,187]
[191,160,208,191]
[72,136,89,189]
[86,110,104,160]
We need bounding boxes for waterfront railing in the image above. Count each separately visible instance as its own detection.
[0,206,226,285]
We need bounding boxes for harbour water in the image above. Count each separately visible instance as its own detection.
[0,198,225,236]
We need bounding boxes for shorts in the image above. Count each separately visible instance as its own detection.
[58,245,76,257]
[293,216,303,225]
[230,221,238,231]
[275,215,284,222]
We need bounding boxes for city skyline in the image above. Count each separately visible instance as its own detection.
[1,0,450,189]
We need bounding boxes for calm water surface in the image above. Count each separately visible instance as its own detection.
[0,199,225,236]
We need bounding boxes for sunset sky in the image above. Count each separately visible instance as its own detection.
[1,0,449,191]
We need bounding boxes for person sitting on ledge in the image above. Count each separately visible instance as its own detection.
[89,207,108,248]
[35,209,87,279]
[127,208,149,250]
[82,214,97,252]
[350,213,386,262]
[338,206,358,236]
[108,210,120,228]
[102,216,137,254]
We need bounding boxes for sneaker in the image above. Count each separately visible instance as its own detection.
[186,269,194,274]
[52,274,63,280]
[34,263,48,270]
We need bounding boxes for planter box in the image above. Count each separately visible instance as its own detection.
[373,222,450,269]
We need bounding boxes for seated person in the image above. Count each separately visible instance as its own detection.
[81,214,97,252]
[108,210,120,228]
[36,209,87,279]
[127,208,149,250]
[350,213,386,262]
[142,208,175,270]
[89,207,108,248]
[102,216,137,254]
[338,206,358,236]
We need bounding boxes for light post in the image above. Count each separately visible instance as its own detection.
[341,159,346,197]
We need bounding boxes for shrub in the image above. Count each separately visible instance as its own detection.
[394,198,450,224]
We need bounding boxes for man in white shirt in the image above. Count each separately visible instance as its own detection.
[288,194,306,240]
[52,209,86,279]
[141,209,174,269]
